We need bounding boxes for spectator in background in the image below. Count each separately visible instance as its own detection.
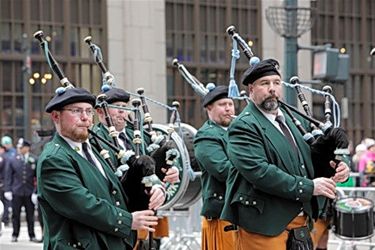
[4,139,39,242]
[2,136,17,158]
[358,139,375,187]
[0,135,16,227]
[0,145,8,225]
[352,143,367,172]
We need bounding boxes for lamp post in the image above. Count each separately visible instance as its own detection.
[265,1,315,106]
[22,33,31,140]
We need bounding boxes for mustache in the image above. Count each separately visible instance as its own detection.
[264,95,278,101]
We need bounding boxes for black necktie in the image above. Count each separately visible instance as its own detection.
[275,116,298,154]
[119,132,132,150]
[82,142,96,166]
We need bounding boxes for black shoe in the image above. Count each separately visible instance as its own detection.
[11,236,17,242]
[30,237,42,243]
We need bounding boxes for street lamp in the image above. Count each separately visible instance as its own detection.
[29,72,53,85]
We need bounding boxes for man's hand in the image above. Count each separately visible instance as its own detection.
[330,160,350,183]
[4,191,12,201]
[148,185,166,210]
[312,177,336,199]
[162,166,180,184]
[131,210,158,231]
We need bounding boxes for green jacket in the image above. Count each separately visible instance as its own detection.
[194,119,232,218]
[221,101,316,236]
[37,134,136,250]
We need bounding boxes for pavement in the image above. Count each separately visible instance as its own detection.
[0,222,43,250]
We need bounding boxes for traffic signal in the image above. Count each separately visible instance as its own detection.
[312,48,350,82]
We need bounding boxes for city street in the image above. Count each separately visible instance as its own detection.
[0,222,43,250]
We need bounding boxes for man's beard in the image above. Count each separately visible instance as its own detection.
[260,97,279,112]
[66,128,89,142]
[220,117,232,127]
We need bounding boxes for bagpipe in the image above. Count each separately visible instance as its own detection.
[83,36,201,211]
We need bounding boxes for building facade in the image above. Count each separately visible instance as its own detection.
[0,0,107,142]
[0,0,374,146]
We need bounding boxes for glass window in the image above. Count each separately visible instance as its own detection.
[1,22,11,53]
[54,0,64,23]
[13,24,24,53]
[41,0,52,21]
[80,64,91,90]
[186,4,193,31]
[166,33,173,60]
[208,35,216,62]
[30,0,40,21]
[175,3,183,30]
[70,27,79,56]
[70,0,79,24]
[2,63,12,92]
[185,34,193,62]
[80,27,90,58]
[13,0,24,20]
[16,96,24,126]
[3,96,13,126]
[1,0,11,20]
[166,4,174,30]
[15,62,23,92]
[82,0,90,25]
[200,6,207,32]
[200,35,207,62]
[93,0,102,25]
[53,26,64,55]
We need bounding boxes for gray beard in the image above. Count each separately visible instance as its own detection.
[260,98,279,112]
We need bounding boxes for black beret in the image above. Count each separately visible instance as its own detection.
[241,58,281,86]
[45,87,96,113]
[202,85,229,107]
[102,87,130,104]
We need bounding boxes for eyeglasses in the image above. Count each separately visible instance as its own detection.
[61,108,95,117]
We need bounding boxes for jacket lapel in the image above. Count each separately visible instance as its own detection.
[248,103,299,175]
[284,116,314,178]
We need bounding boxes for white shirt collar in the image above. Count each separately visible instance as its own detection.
[257,107,284,123]
[60,135,91,153]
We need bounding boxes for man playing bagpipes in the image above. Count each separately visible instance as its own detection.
[37,87,161,250]
[193,85,236,250]
[220,58,351,250]
[91,87,179,249]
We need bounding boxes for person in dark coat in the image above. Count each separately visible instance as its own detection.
[0,145,9,225]
[4,139,38,242]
